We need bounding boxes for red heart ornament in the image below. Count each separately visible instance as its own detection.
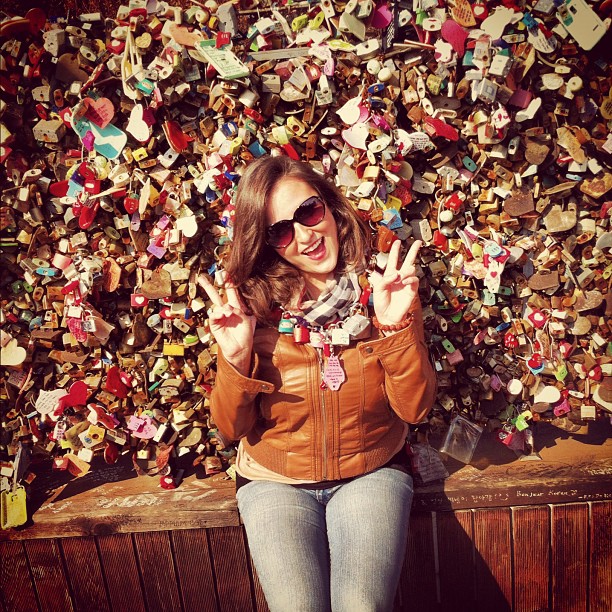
[504,331,518,349]
[527,353,542,369]
[163,120,194,153]
[49,180,69,197]
[105,365,129,398]
[58,380,89,412]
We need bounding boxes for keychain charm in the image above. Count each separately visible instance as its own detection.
[323,354,346,391]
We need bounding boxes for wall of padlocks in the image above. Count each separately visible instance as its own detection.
[1,0,611,521]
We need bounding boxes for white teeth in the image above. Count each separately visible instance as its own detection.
[303,238,322,255]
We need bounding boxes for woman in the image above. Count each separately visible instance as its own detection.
[199,155,437,612]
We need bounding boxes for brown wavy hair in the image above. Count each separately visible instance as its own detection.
[224,155,371,324]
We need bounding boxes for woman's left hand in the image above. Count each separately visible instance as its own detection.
[372,239,422,325]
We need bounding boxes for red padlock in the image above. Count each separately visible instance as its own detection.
[293,325,310,344]
[504,331,519,349]
[84,179,101,194]
[527,308,547,328]
[527,353,542,369]
[124,195,139,214]
[588,365,602,382]
[558,341,574,358]
[432,230,448,250]
[445,193,463,213]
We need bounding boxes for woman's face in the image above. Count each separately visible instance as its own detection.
[267,177,339,296]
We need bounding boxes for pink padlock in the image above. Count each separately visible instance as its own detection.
[553,399,571,417]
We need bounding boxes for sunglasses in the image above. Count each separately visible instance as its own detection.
[266,196,326,249]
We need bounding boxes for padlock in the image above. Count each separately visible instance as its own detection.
[278,316,295,334]
[293,325,310,344]
[330,327,351,346]
[343,309,371,339]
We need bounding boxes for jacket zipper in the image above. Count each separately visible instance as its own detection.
[321,385,327,481]
[315,348,327,481]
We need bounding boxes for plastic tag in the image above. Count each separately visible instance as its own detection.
[323,355,346,391]
[556,0,606,51]
[440,415,483,464]
[1,485,28,529]
[195,43,250,79]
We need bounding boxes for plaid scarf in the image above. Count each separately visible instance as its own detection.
[298,272,362,327]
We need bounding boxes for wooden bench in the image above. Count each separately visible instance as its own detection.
[1,420,611,611]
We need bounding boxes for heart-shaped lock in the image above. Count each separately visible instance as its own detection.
[56,52,89,83]
[527,353,542,368]
[67,317,88,342]
[84,97,114,129]
[105,365,129,398]
[126,104,151,142]
[504,331,519,349]
[35,389,68,415]
[129,415,158,439]
[163,120,194,153]
[527,353,544,374]
[440,19,468,56]
[0,336,27,366]
[57,381,89,414]
[341,123,369,149]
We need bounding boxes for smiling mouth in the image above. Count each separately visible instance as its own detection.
[302,238,324,256]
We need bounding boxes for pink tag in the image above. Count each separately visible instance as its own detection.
[84,97,114,128]
[371,4,393,28]
[490,374,502,392]
[324,58,335,77]
[67,317,88,342]
[147,242,167,258]
[441,20,468,56]
[323,355,346,391]
[82,130,95,151]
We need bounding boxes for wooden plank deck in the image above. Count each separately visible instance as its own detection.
[3,502,611,612]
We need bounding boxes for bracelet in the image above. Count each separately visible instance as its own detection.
[372,314,413,331]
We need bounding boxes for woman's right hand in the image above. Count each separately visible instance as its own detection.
[197,274,256,376]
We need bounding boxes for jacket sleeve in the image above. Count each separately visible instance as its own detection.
[360,299,437,424]
[209,350,275,441]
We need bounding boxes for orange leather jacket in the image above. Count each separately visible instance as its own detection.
[210,301,437,482]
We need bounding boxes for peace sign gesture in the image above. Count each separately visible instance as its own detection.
[197,274,256,375]
[372,240,422,326]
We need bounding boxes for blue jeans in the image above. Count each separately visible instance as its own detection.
[236,467,413,612]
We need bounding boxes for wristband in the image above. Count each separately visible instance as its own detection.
[372,314,413,331]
